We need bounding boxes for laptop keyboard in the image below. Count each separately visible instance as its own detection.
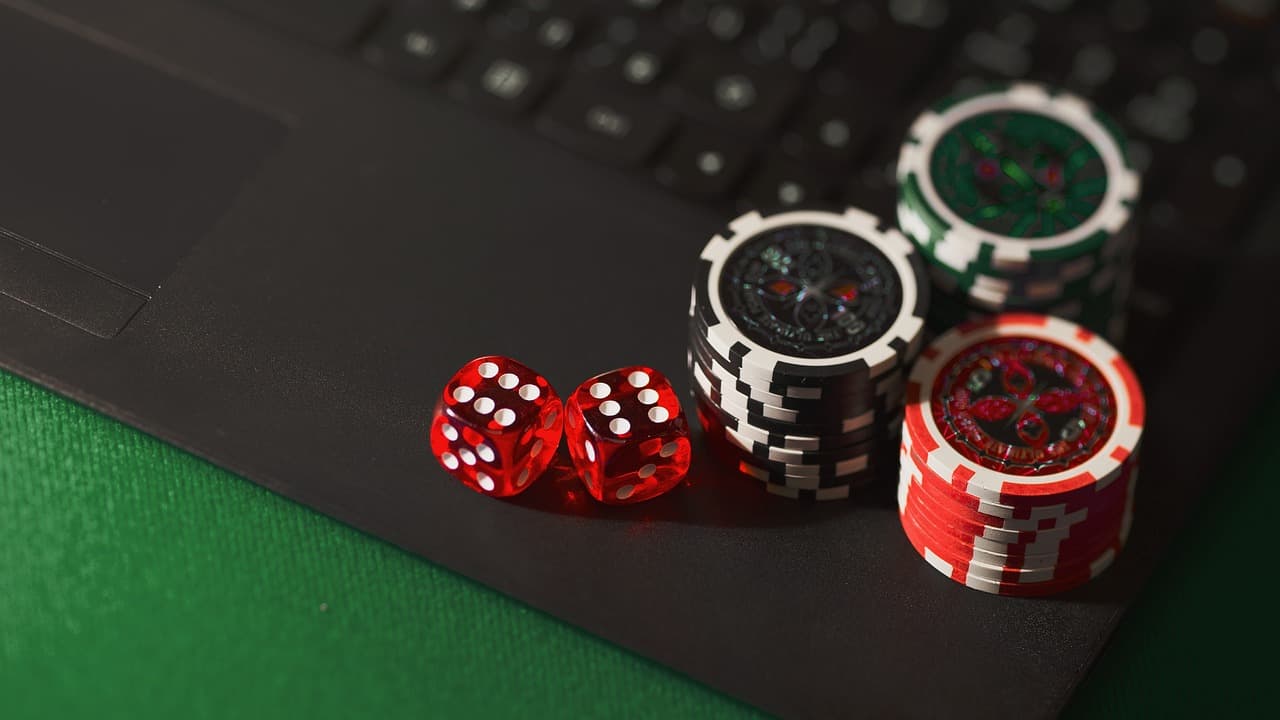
[206,0,1280,367]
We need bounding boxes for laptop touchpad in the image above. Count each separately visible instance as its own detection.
[0,7,286,338]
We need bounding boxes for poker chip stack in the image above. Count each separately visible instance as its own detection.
[898,313,1145,596]
[895,82,1141,343]
[687,207,928,500]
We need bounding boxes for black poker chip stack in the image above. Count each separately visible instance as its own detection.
[687,207,929,500]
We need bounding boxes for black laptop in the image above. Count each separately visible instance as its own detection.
[2,1,1277,717]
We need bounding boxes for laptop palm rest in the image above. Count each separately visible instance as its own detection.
[0,5,285,338]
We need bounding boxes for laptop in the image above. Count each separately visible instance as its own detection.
[2,0,1277,717]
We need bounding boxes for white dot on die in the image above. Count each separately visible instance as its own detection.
[477,362,499,378]
[477,472,495,492]
[615,484,636,500]
[476,444,495,463]
[660,441,680,458]
[517,467,531,487]
[519,384,540,401]
[543,408,559,429]
[628,371,650,388]
[459,448,476,466]
[498,372,519,389]
[494,408,516,427]
[638,463,656,479]
[609,418,631,435]
[441,423,458,441]
[599,400,621,417]
[589,382,610,399]
[637,389,659,405]
[584,440,596,462]
[648,406,670,423]
[441,452,459,470]
[473,397,495,414]
[530,439,544,456]
[453,386,475,403]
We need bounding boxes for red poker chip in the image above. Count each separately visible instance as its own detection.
[905,314,1144,504]
[900,470,1131,566]
[898,499,1122,596]
[901,475,1131,573]
[902,466,1130,547]
[901,430,1131,527]
[901,440,1134,534]
[901,500,1126,583]
[900,429,1135,520]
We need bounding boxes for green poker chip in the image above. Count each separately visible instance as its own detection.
[896,82,1139,276]
[895,82,1141,343]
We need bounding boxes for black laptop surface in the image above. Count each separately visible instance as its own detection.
[2,1,1278,717]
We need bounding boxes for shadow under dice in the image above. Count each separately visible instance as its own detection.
[430,356,563,497]
[566,366,691,504]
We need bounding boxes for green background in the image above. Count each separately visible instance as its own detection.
[0,369,1270,718]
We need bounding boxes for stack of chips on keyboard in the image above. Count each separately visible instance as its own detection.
[895,83,1141,343]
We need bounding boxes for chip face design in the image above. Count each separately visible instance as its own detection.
[929,110,1108,239]
[930,335,1117,476]
[715,223,904,360]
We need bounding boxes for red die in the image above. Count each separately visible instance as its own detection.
[430,355,563,497]
[565,366,691,504]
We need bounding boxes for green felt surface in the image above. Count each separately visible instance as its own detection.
[0,368,1270,719]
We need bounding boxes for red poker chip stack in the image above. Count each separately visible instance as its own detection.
[897,313,1145,597]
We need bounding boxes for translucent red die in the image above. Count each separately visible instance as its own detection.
[430,355,563,497]
[565,366,691,504]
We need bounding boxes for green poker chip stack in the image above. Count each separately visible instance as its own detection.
[895,82,1139,342]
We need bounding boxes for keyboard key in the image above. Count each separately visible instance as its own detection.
[739,153,830,212]
[741,6,842,72]
[207,0,382,49]
[575,14,677,86]
[535,81,676,166]
[654,125,753,199]
[1148,77,1280,239]
[664,50,799,136]
[452,50,555,112]
[362,7,476,82]
[781,91,876,170]
[486,0,589,55]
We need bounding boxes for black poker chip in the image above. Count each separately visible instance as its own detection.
[687,327,900,409]
[691,348,901,425]
[687,207,926,500]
